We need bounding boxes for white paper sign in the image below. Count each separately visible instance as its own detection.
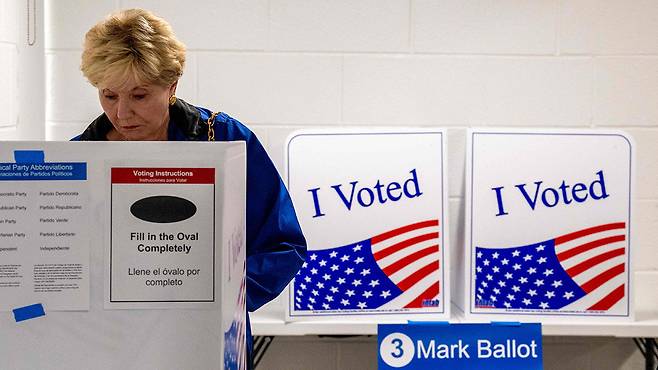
[286,129,449,320]
[0,150,90,311]
[464,129,634,321]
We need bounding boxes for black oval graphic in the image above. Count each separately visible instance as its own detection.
[130,195,197,223]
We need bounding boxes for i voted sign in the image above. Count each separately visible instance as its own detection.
[286,129,448,319]
[378,323,543,370]
[464,129,634,320]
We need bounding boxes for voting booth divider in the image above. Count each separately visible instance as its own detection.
[0,142,246,370]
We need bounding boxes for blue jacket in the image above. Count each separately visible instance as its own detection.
[73,98,307,369]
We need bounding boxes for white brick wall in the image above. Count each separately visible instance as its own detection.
[0,0,19,135]
[41,0,658,368]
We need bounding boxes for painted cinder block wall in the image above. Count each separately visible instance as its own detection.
[0,0,19,138]
[11,0,658,369]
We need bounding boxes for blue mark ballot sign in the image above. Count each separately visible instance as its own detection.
[378,322,542,369]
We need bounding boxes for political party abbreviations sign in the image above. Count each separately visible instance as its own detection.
[287,129,449,319]
[463,129,634,320]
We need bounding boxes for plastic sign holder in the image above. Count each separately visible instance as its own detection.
[460,129,634,322]
[378,321,543,369]
[285,128,449,321]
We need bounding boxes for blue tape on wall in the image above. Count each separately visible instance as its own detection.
[13,304,46,322]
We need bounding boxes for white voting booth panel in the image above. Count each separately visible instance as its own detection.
[0,142,246,370]
[461,129,634,323]
[286,129,449,321]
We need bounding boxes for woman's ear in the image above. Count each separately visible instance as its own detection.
[169,81,178,96]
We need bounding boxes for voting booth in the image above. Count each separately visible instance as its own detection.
[0,142,246,370]
[460,129,634,322]
[285,129,449,321]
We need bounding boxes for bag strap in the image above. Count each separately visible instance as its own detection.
[206,112,219,141]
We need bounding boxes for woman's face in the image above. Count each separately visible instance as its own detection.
[98,75,176,141]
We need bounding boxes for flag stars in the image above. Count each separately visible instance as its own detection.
[312,290,319,296]
[330,264,339,271]
[505,272,513,280]
[483,259,490,266]
[300,283,307,290]
[536,244,546,252]
[322,274,331,281]
[309,297,316,304]
[477,251,483,258]
[512,285,521,293]
[360,269,371,276]
[498,280,506,287]
[504,302,511,308]
[481,281,488,288]
[369,280,380,287]
[380,290,391,299]
[563,291,574,300]
[478,288,484,294]
[346,290,355,297]
[304,276,312,283]
[319,260,327,267]
[310,268,318,275]
[363,291,373,298]
[352,279,362,287]
[341,255,350,262]
[543,269,554,277]
[519,277,528,284]
[337,277,346,285]
[512,250,521,257]
[552,280,563,288]
[527,267,537,275]
[329,251,338,258]
[501,258,509,265]
[492,266,500,273]
[323,303,330,310]
[476,266,483,273]
[527,289,537,297]
[490,295,497,302]
[345,268,354,275]
[302,262,308,269]
[353,244,363,252]
[537,257,547,264]
[330,286,339,294]
[523,254,532,261]
[341,299,350,306]
[325,295,333,302]
[316,282,324,289]
[310,254,317,261]
[486,274,493,281]
[545,291,555,299]
[523,298,532,306]
[534,279,544,287]
[357,302,367,309]
[507,294,516,301]
[493,288,501,295]
[513,264,521,271]
[492,252,500,259]
[539,302,549,309]
[354,257,364,264]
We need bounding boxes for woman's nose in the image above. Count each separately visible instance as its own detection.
[116,98,133,119]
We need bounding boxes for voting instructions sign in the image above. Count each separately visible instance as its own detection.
[464,129,634,320]
[378,323,543,370]
[0,142,246,370]
[287,129,449,319]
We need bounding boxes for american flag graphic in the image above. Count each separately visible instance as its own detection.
[294,219,441,312]
[474,222,627,312]
[224,263,246,370]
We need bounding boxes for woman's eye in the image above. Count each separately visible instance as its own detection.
[104,95,117,101]
[133,94,146,100]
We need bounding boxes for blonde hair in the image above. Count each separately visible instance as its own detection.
[81,8,186,87]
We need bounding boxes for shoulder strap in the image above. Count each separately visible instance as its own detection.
[206,112,219,141]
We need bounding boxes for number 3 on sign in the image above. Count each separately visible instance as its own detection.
[380,333,415,368]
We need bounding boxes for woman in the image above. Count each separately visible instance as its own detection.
[73,8,307,369]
